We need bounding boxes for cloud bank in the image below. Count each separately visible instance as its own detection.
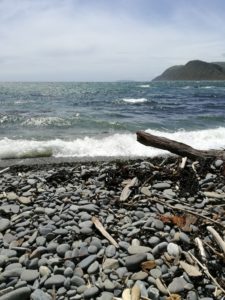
[0,0,225,81]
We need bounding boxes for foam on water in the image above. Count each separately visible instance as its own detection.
[138,85,150,88]
[122,98,148,104]
[1,127,225,159]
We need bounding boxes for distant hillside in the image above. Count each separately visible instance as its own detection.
[153,60,225,81]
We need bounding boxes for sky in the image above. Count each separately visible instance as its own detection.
[0,0,225,81]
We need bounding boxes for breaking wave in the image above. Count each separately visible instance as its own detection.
[122,98,148,104]
[1,127,225,159]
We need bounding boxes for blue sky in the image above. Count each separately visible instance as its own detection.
[0,0,225,81]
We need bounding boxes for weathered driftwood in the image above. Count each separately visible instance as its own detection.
[136,131,225,161]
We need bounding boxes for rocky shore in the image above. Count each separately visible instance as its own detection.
[0,157,225,300]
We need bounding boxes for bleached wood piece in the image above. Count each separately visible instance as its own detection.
[92,216,119,248]
[207,226,225,256]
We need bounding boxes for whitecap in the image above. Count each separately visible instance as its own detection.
[138,84,150,88]
[122,98,147,104]
[1,127,225,159]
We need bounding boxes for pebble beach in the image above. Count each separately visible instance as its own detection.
[0,157,225,300]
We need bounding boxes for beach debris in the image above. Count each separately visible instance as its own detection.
[179,261,202,277]
[136,130,225,161]
[195,237,207,262]
[180,157,187,169]
[203,191,225,199]
[120,177,138,201]
[166,294,181,300]
[0,167,10,174]
[122,288,132,300]
[141,260,156,272]
[92,216,119,248]
[131,284,141,300]
[207,226,225,255]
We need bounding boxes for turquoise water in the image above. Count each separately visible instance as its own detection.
[0,81,225,158]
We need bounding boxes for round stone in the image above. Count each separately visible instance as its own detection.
[39,266,51,277]
[105,245,116,258]
[71,275,86,286]
[56,244,70,257]
[83,286,99,299]
[167,243,180,257]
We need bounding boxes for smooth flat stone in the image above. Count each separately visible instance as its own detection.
[18,197,31,204]
[131,271,148,280]
[0,219,10,232]
[153,182,171,190]
[128,245,151,255]
[0,287,31,300]
[71,275,86,286]
[20,269,39,282]
[125,253,147,271]
[83,286,99,299]
[168,276,193,293]
[77,255,97,269]
[87,261,99,274]
[44,275,65,288]
[7,192,18,201]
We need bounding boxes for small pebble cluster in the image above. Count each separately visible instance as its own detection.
[0,157,225,300]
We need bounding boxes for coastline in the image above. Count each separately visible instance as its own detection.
[0,155,169,169]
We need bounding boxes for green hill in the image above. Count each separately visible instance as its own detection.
[153,60,225,81]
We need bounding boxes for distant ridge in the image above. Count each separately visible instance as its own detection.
[153,60,225,81]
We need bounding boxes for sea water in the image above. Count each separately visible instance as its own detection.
[0,81,225,159]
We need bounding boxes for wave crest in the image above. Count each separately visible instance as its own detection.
[122,98,147,104]
[1,127,225,159]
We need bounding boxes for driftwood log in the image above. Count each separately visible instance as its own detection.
[136,131,225,161]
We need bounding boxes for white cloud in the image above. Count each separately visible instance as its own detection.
[0,0,225,81]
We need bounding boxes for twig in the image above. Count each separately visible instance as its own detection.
[195,237,207,262]
[92,216,119,248]
[0,167,10,174]
[189,251,225,294]
[146,197,225,229]
[207,226,225,256]
[203,240,225,261]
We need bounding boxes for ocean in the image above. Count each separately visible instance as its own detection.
[0,81,225,159]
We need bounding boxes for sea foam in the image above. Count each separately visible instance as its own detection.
[1,127,225,159]
[122,98,147,104]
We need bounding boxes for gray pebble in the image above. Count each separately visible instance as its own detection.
[83,286,99,299]
[102,259,119,270]
[168,276,193,293]
[20,269,39,282]
[71,275,86,286]
[0,219,10,232]
[44,275,65,288]
[97,291,114,300]
[57,244,70,257]
[125,253,147,271]
[78,255,97,269]
[31,289,51,300]
[152,182,171,190]
[0,287,31,300]
[105,245,116,258]
[167,243,180,257]
[128,245,151,255]
[87,261,99,274]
